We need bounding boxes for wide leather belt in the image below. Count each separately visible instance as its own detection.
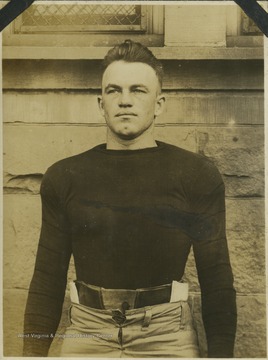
[75,281,172,312]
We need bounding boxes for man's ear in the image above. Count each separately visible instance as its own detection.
[154,95,166,117]
[97,96,105,117]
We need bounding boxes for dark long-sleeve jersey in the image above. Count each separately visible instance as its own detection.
[23,141,237,357]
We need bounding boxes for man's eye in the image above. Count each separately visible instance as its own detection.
[133,88,146,94]
[107,89,119,94]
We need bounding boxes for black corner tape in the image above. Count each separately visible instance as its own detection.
[0,0,35,32]
[234,0,268,37]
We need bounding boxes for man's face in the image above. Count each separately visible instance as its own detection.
[98,60,165,141]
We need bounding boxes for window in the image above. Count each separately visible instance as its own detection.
[3,2,164,48]
[14,3,148,33]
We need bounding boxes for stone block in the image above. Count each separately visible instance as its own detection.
[3,124,197,177]
[3,124,107,175]
[195,127,264,197]
[155,126,197,152]
[183,199,265,294]
[4,91,263,125]
[3,288,71,357]
[157,126,264,198]
[161,91,264,125]
[3,90,104,124]
[189,294,267,358]
[3,194,77,289]
[226,199,265,294]
[3,195,41,289]
[189,295,207,357]
[3,289,27,356]
[234,295,266,358]
[215,144,264,197]
[184,249,200,292]
[4,172,43,194]
[3,59,264,91]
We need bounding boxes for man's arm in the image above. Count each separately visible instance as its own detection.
[190,159,237,358]
[23,169,72,356]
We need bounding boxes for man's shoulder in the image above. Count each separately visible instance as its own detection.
[160,141,216,170]
[44,145,102,179]
[160,141,222,189]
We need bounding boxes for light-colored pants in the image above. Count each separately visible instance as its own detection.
[60,300,200,357]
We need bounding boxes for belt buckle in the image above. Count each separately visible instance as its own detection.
[101,288,137,311]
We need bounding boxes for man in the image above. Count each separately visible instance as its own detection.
[23,40,237,357]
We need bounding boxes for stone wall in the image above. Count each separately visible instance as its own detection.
[3,58,265,357]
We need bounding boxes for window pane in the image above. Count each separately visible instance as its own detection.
[15,4,146,33]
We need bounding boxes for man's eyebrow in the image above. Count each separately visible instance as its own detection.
[104,84,150,93]
[104,84,121,92]
[103,84,121,92]
[131,84,149,90]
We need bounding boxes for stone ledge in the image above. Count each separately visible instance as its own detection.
[3,91,264,125]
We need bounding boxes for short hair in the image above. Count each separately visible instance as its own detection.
[102,39,164,88]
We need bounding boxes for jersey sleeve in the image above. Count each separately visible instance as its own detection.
[189,158,237,358]
[23,169,72,356]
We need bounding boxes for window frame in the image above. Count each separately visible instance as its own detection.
[13,3,149,34]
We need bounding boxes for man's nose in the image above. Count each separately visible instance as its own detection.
[118,90,133,107]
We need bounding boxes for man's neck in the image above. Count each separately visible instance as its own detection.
[106,131,157,151]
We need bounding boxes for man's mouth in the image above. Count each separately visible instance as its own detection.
[115,112,137,117]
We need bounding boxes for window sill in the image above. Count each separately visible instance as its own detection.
[2,44,264,60]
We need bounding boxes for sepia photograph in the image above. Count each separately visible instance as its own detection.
[1,0,266,358]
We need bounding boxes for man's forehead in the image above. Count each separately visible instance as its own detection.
[102,60,160,87]
[104,59,154,71]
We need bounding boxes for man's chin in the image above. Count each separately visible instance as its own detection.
[118,134,138,141]
[117,130,140,141]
